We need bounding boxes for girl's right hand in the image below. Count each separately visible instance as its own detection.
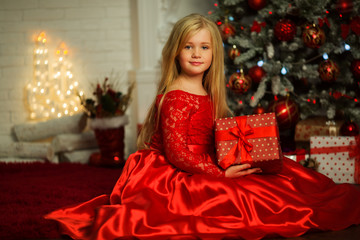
[225,164,262,178]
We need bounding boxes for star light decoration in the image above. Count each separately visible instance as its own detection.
[26,32,82,120]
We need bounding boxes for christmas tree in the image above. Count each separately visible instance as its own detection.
[208,0,360,144]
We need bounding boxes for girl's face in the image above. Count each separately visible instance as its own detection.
[178,28,213,79]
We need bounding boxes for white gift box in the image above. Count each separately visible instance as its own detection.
[310,136,359,184]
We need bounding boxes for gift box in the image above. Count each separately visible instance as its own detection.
[284,149,309,163]
[215,112,283,174]
[295,117,344,142]
[310,136,360,184]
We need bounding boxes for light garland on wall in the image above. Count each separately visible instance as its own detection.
[26,32,83,120]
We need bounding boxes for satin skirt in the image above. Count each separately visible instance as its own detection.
[45,149,360,240]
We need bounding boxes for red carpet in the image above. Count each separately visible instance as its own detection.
[0,162,122,240]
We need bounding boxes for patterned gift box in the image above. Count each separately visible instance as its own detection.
[295,117,344,142]
[215,112,283,174]
[310,136,360,184]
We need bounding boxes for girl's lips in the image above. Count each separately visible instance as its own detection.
[189,61,203,65]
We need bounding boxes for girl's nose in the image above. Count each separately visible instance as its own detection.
[192,49,200,58]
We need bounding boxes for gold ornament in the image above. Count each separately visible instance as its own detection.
[228,69,252,94]
[302,24,325,48]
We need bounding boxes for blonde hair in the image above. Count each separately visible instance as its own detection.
[137,13,229,149]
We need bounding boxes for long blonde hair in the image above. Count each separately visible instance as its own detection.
[137,13,229,149]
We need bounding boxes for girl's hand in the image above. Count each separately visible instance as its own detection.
[225,164,262,178]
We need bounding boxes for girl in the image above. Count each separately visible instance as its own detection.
[46,14,360,239]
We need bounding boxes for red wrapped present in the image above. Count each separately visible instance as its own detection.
[215,112,283,173]
[310,136,360,184]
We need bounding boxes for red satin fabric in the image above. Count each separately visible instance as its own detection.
[45,90,360,240]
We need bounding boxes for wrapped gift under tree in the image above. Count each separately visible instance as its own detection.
[284,149,318,170]
[284,149,308,163]
[310,136,360,184]
[294,117,344,151]
[215,112,283,174]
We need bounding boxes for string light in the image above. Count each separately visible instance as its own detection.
[257,60,264,67]
[281,67,287,75]
[344,43,350,51]
[26,32,82,120]
[323,53,329,60]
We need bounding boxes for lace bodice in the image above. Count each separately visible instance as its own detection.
[150,90,225,177]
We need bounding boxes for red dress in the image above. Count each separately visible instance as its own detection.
[45,90,360,240]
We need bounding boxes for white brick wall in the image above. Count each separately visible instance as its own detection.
[0,0,133,143]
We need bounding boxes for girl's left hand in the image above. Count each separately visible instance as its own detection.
[225,164,262,178]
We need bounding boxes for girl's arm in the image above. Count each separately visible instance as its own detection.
[160,94,225,177]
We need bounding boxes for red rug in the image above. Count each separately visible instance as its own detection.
[0,162,122,240]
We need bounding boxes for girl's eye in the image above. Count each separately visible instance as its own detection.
[184,45,192,49]
[202,46,209,50]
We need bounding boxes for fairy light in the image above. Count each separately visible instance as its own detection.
[323,53,329,60]
[26,32,82,120]
[344,43,350,51]
[257,60,264,67]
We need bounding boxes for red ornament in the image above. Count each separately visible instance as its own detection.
[268,96,299,129]
[318,17,330,28]
[219,22,235,40]
[228,70,252,94]
[248,65,266,84]
[302,24,325,48]
[253,104,266,114]
[350,16,360,35]
[274,19,297,41]
[318,60,340,82]
[340,121,359,136]
[228,45,240,60]
[351,59,360,78]
[336,0,353,14]
[248,0,267,10]
[331,91,343,100]
[251,20,266,33]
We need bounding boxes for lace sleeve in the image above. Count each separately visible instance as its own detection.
[160,93,225,177]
